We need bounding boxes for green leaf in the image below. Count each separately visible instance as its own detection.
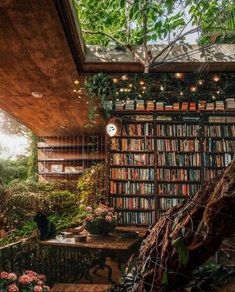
[172,236,189,267]
[161,270,168,285]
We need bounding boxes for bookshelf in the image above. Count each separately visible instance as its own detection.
[38,136,105,182]
[108,112,235,226]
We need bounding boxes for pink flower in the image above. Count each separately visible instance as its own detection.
[34,285,43,292]
[7,273,17,281]
[19,274,33,285]
[43,286,50,291]
[105,215,113,222]
[37,280,45,286]
[25,270,37,276]
[85,206,92,212]
[85,215,94,222]
[38,274,46,282]
[94,208,103,216]
[1,271,9,279]
[8,285,19,292]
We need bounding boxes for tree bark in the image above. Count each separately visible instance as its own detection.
[130,160,235,291]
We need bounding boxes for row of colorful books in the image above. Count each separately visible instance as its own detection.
[159,197,184,210]
[204,125,235,137]
[204,139,235,152]
[109,98,235,111]
[112,197,154,209]
[110,153,155,165]
[157,152,201,167]
[156,124,199,137]
[208,116,235,123]
[158,183,200,196]
[156,169,201,181]
[204,169,224,181]
[110,138,154,151]
[121,123,153,136]
[110,168,154,180]
[203,153,234,167]
[117,211,154,225]
[110,181,154,196]
[156,139,200,152]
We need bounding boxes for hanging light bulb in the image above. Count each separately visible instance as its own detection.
[160,85,164,91]
[175,73,184,79]
[212,75,220,82]
[198,80,204,85]
[180,91,183,96]
[139,80,145,86]
[190,86,197,92]
[73,89,77,93]
[113,78,119,83]
[74,80,79,85]
[121,75,128,81]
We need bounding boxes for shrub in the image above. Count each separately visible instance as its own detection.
[77,163,108,207]
[48,190,78,215]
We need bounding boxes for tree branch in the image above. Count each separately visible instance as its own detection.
[82,30,145,66]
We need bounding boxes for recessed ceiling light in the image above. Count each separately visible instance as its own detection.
[31,91,43,98]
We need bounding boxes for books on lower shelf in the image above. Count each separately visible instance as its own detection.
[158,183,200,196]
[203,153,234,167]
[204,125,235,137]
[159,197,185,211]
[156,168,201,181]
[156,124,198,137]
[110,181,154,196]
[204,168,224,181]
[156,139,200,152]
[110,153,154,165]
[112,197,154,209]
[111,138,154,151]
[117,211,154,225]
[111,168,154,180]
[157,152,201,167]
[122,123,154,136]
[204,139,235,152]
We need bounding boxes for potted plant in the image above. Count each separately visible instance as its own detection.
[84,204,116,236]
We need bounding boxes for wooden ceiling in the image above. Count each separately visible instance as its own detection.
[0,0,106,137]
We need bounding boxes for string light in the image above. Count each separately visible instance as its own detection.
[121,74,128,81]
[190,86,197,92]
[74,80,79,85]
[73,89,77,93]
[113,78,119,83]
[175,73,184,79]
[139,80,145,86]
[198,80,204,85]
[160,85,164,91]
[180,91,183,96]
[212,75,220,82]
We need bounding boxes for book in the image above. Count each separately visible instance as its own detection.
[156,102,164,111]
[125,100,135,110]
[136,100,145,110]
[181,102,188,111]
[226,98,235,109]
[146,100,155,110]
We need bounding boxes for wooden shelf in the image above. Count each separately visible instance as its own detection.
[110,193,155,197]
[110,164,154,168]
[110,150,154,153]
[157,180,201,184]
[110,179,154,183]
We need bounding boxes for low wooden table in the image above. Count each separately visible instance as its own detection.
[51,284,112,292]
[40,227,146,283]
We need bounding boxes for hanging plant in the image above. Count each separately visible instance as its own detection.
[84,73,114,127]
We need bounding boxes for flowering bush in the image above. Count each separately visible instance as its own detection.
[0,270,50,292]
[84,204,116,235]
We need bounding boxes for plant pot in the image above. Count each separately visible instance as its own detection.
[84,220,116,236]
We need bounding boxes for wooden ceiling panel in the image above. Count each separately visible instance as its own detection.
[0,0,106,137]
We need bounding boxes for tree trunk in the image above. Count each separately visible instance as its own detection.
[128,160,235,291]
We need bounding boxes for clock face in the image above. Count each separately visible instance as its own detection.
[106,123,117,137]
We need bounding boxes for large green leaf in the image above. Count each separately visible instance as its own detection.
[172,236,189,267]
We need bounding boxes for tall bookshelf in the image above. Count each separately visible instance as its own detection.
[108,112,235,226]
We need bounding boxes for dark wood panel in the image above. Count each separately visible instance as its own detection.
[0,0,106,136]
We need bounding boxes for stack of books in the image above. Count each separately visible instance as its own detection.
[156,102,165,111]
[181,102,188,111]
[198,100,206,110]
[206,102,215,111]
[125,100,135,110]
[115,100,124,110]
[146,100,155,110]
[136,100,145,110]
[173,102,180,110]
[165,105,173,111]
[189,102,197,111]
[215,100,224,110]
[226,98,235,110]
